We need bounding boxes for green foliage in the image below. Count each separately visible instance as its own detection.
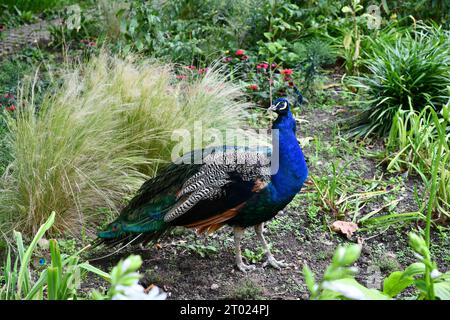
[48,4,101,50]
[386,104,450,219]
[230,279,263,300]
[303,234,450,300]
[348,24,450,137]
[0,212,109,300]
[105,0,264,64]
[178,242,219,258]
[293,38,336,93]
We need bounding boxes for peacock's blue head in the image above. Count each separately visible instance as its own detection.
[268,86,303,115]
[268,98,290,115]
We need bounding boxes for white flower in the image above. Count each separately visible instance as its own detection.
[430,269,442,279]
[113,284,167,300]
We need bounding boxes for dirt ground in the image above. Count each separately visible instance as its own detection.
[84,80,450,300]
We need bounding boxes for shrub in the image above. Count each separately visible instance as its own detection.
[347,24,450,137]
[0,52,250,236]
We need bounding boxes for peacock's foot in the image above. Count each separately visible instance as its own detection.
[263,255,288,270]
[236,262,256,273]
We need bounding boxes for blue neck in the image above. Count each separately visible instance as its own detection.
[269,110,308,203]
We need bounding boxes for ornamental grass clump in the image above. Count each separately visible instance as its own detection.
[348,24,450,137]
[0,53,250,236]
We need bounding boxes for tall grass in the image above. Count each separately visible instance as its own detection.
[386,105,449,220]
[0,53,250,236]
[348,24,450,137]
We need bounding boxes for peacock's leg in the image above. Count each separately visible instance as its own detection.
[234,226,256,272]
[254,223,288,269]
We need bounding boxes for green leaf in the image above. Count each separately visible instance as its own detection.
[434,281,450,300]
[401,263,426,279]
[343,34,352,50]
[332,245,361,266]
[129,18,138,35]
[17,212,56,297]
[303,264,316,295]
[383,271,414,297]
[47,267,59,300]
[263,32,273,40]
[79,263,111,282]
[50,239,62,276]
[342,6,353,14]
[323,278,390,300]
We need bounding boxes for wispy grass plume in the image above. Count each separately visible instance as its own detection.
[0,53,250,236]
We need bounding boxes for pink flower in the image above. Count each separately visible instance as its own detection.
[248,84,258,91]
[176,75,187,80]
[186,65,196,70]
[280,69,293,75]
[271,63,278,68]
[235,49,245,55]
[241,55,249,60]
[222,57,232,62]
[6,105,16,111]
[197,68,208,74]
[88,41,96,47]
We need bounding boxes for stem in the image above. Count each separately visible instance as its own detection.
[424,109,445,300]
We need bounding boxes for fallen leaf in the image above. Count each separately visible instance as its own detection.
[331,221,359,239]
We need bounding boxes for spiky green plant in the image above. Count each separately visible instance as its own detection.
[348,24,450,137]
[0,53,250,236]
[386,104,449,220]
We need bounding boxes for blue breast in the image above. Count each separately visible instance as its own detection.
[231,108,308,227]
[268,109,308,204]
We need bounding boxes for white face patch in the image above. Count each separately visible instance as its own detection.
[277,101,288,111]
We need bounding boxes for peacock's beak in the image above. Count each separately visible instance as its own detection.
[268,105,277,112]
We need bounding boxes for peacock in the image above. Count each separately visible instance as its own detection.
[96,92,308,272]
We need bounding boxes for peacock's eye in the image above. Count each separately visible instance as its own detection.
[278,101,287,110]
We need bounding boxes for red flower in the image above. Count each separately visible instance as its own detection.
[288,81,295,87]
[241,55,249,60]
[283,76,292,82]
[222,57,232,62]
[235,49,245,55]
[280,69,293,75]
[257,63,269,70]
[248,84,258,91]
[6,105,16,111]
